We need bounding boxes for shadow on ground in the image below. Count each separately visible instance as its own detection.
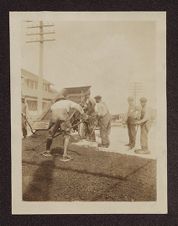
[22,132,156,201]
[23,158,55,201]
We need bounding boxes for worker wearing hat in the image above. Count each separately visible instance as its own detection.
[94,95,111,148]
[125,97,141,150]
[42,95,86,161]
[135,97,152,154]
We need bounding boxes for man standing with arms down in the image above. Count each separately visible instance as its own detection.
[135,97,152,154]
[42,95,85,161]
[126,97,140,150]
[94,95,111,148]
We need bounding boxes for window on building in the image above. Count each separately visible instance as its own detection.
[26,79,38,89]
[26,79,29,87]
[35,81,38,89]
[27,100,37,111]
[43,83,49,92]
[42,101,49,110]
[30,81,33,89]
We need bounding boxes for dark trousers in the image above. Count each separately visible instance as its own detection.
[85,116,97,141]
[127,121,136,147]
[140,121,152,150]
[22,115,27,138]
[46,119,71,151]
[46,120,61,150]
[99,113,111,146]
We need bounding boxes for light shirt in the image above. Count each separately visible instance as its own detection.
[86,97,96,107]
[51,99,84,121]
[127,105,141,119]
[85,97,96,114]
[139,106,153,124]
[95,101,109,117]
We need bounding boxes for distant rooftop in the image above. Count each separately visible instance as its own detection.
[64,86,91,94]
[21,68,53,85]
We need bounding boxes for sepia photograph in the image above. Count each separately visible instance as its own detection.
[10,12,166,214]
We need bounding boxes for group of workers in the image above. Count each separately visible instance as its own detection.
[22,92,153,161]
[126,96,153,154]
[42,92,112,160]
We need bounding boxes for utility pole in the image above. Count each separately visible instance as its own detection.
[25,21,55,115]
[129,82,143,105]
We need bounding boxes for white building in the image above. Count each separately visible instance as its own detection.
[21,68,58,118]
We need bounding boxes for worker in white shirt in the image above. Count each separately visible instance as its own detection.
[42,95,86,161]
[126,97,141,150]
[94,95,111,148]
[135,97,153,154]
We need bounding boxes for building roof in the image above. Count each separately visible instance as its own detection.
[21,68,53,85]
[64,86,91,95]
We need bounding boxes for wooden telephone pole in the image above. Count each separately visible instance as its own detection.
[129,82,143,105]
[26,21,55,115]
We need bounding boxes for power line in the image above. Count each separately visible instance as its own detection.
[129,82,144,105]
[26,24,54,29]
[26,39,56,43]
[26,31,55,36]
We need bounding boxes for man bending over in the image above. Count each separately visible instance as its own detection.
[42,95,85,161]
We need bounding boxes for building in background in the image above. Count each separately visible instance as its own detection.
[37,85,91,122]
[21,68,58,118]
[63,86,91,104]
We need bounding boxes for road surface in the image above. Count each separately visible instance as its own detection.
[22,126,156,201]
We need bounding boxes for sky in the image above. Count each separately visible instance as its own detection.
[21,20,157,114]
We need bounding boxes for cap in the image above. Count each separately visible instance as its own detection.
[55,94,66,102]
[140,97,147,103]
[94,95,102,100]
